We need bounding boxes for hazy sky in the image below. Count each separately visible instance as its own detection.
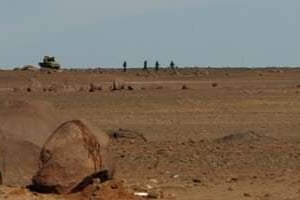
[0,0,299,68]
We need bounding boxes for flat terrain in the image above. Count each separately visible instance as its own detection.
[1,68,300,199]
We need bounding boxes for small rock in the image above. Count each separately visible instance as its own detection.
[161,191,176,199]
[146,184,153,189]
[148,178,158,184]
[264,193,270,197]
[172,174,179,179]
[111,79,125,91]
[110,184,118,189]
[181,84,188,90]
[226,177,238,183]
[89,83,102,92]
[244,193,251,197]
[148,191,159,199]
[192,178,201,183]
[211,82,218,87]
[92,178,101,184]
[127,85,134,90]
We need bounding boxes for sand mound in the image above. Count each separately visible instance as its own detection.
[0,136,40,186]
[0,99,63,146]
[32,120,114,194]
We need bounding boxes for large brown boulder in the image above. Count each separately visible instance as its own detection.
[0,134,40,186]
[32,120,114,194]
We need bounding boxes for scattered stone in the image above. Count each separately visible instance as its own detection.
[12,87,21,92]
[148,178,158,184]
[192,178,201,183]
[148,190,159,199]
[172,174,179,179]
[111,79,125,91]
[181,84,188,90]
[146,184,153,189]
[264,193,270,197]
[27,78,43,92]
[211,82,218,87]
[81,181,141,200]
[244,193,251,197]
[79,86,87,92]
[89,83,102,92]
[127,85,134,91]
[226,177,238,183]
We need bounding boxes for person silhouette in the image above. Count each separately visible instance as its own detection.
[155,61,159,71]
[123,61,127,72]
[170,61,175,69]
[143,60,148,71]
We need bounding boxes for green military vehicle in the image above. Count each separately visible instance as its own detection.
[39,56,61,70]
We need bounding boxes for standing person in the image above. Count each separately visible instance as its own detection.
[170,61,175,69]
[143,60,148,71]
[123,61,127,72]
[155,61,159,71]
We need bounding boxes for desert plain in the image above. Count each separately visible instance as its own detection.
[0,67,300,200]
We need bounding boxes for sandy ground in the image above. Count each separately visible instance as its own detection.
[1,68,300,199]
